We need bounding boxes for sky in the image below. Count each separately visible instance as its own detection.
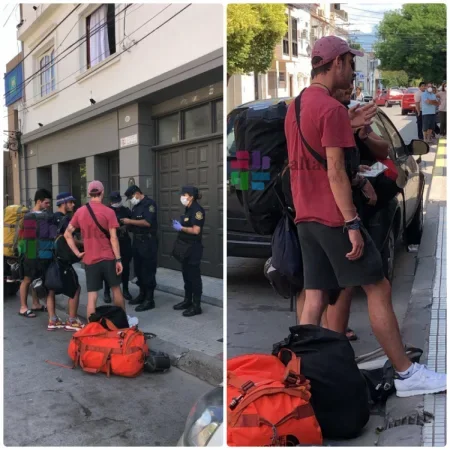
[0,2,406,144]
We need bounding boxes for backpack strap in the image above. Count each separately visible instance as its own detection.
[294,88,328,170]
[86,203,111,240]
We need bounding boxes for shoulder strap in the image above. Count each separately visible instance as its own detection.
[86,203,110,240]
[294,88,327,170]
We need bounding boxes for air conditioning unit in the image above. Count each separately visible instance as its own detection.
[318,8,324,17]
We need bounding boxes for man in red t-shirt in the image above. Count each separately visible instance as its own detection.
[64,181,125,318]
[285,36,445,397]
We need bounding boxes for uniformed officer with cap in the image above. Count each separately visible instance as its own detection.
[103,191,133,303]
[121,185,158,311]
[172,185,205,317]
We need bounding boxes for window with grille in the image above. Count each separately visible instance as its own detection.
[283,17,289,55]
[86,4,116,69]
[40,49,55,97]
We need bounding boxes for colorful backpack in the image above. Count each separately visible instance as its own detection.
[3,205,29,258]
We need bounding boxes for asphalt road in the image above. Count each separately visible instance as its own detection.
[3,297,212,446]
[227,106,433,358]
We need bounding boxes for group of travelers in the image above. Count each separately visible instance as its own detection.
[284,35,446,398]
[15,180,206,332]
[415,81,447,142]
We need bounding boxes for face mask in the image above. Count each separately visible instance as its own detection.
[428,87,433,93]
[180,196,189,206]
[130,197,140,206]
[111,202,122,208]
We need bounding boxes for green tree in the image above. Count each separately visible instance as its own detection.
[374,4,446,84]
[380,70,409,88]
[348,40,362,51]
[227,4,287,83]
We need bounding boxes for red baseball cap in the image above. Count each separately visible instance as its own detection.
[312,36,364,68]
[88,180,104,195]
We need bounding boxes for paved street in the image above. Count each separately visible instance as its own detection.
[3,297,212,446]
[227,106,445,445]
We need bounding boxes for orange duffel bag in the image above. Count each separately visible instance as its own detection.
[67,320,149,378]
[227,349,322,447]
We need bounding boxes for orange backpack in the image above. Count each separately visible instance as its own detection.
[67,320,149,378]
[227,350,322,447]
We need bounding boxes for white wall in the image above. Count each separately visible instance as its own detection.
[19,3,223,134]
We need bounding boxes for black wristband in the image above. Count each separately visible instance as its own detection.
[116,258,122,263]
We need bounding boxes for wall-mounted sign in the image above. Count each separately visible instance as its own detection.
[128,177,135,187]
[120,134,138,148]
[5,62,23,107]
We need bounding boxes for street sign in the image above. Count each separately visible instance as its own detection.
[5,63,23,107]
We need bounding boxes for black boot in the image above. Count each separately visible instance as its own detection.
[129,289,146,305]
[183,294,202,317]
[135,290,156,312]
[173,292,192,310]
[122,286,132,301]
[104,291,112,304]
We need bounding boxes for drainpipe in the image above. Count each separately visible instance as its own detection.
[17,132,29,207]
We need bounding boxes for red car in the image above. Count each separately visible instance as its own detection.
[401,87,420,116]
[375,88,404,108]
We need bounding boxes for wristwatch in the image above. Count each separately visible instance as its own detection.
[116,258,122,263]
[344,217,361,232]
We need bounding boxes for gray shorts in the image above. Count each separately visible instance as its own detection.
[85,260,121,293]
[297,221,385,291]
[423,114,436,131]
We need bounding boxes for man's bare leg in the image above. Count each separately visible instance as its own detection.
[68,286,81,319]
[46,290,56,319]
[327,287,354,334]
[363,278,411,372]
[300,289,328,325]
[296,289,328,325]
[111,285,126,312]
[87,292,98,318]
[19,278,34,314]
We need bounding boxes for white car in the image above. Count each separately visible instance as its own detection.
[178,384,223,446]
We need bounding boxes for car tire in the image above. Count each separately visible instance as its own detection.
[406,199,424,245]
[381,228,396,283]
[385,101,392,108]
[4,282,20,297]
[401,109,408,116]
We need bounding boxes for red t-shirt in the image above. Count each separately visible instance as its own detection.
[70,201,119,265]
[285,86,356,227]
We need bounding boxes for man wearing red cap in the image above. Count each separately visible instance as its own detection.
[285,36,445,397]
[64,180,126,318]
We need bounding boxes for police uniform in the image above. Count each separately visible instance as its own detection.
[104,191,133,302]
[125,185,158,311]
[173,186,205,317]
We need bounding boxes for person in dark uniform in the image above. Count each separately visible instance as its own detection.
[122,185,158,312]
[172,186,205,317]
[103,191,133,303]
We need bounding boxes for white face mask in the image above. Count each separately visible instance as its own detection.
[428,87,433,93]
[111,202,122,208]
[130,196,140,206]
[180,196,189,206]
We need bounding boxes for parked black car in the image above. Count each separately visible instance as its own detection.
[227,98,429,281]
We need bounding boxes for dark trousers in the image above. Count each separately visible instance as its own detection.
[440,111,447,136]
[133,236,158,292]
[417,112,424,140]
[104,253,131,293]
[182,261,202,297]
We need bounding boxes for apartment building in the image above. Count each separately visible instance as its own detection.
[16,3,223,278]
[227,3,349,111]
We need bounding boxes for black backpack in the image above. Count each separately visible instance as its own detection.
[89,305,130,330]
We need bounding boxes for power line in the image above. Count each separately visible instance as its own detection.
[345,6,386,15]
[4,4,192,122]
[4,4,136,99]
[3,4,18,28]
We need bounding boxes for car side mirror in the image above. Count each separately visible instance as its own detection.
[409,139,429,156]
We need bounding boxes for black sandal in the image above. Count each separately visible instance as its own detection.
[18,309,37,318]
[31,305,47,312]
[346,328,358,341]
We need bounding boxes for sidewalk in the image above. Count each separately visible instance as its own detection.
[379,138,447,446]
[54,266,223,386]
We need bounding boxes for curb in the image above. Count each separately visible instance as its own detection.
[54,294,223,386]
[376,142,445,446]
[153,283,223,309]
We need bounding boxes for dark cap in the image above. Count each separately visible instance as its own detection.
[181,185,199,199]
[312,36,364,68]
[56,192,76,206]
[124,185,141,199]
[109,191,122,203]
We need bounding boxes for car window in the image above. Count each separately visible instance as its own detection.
[407,88,419,94]
[227,113,239,158]
[370,115,396,161]
[378,113,407,159]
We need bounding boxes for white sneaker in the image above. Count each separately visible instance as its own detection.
[395,363,446,397]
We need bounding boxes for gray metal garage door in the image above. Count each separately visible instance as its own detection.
[156,137,223,278]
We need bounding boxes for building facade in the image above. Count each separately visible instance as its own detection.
[17,3,223,278]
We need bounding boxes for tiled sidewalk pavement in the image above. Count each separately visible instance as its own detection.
[423,205,447,446]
